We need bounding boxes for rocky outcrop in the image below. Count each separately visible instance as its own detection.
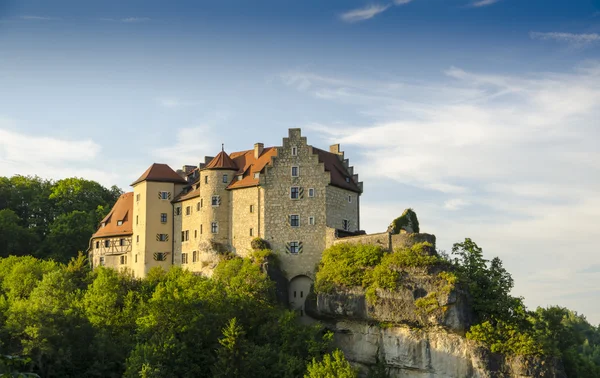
[329,321,565,378]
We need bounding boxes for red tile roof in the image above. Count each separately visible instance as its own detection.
[131,163,187,186]
[204,151,238,170]
[92,192,133,238]
[227,147,278,189]
[312,147,361,193]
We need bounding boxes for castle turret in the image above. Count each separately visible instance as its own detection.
[197,148,238,252]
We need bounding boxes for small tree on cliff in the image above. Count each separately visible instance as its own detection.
[305,349,357,378]
[389,209,419,234]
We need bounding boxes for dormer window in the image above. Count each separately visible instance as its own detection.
[291,146,297,156]
[117,220,123,226]
[101,222,106,228]
[237,175,243,180]
[254,172,260,179]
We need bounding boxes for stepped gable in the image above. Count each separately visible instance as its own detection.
[92,192,133,238]
[131,163,187,186]
[227,147,278,189]
[312,147,361,193]
[204,150,238,170]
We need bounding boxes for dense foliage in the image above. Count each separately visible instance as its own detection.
[0,176,122,263]
[314,242,447,304]
[0,254,337,378]
[452,238,600,377]
[304,350,357,378]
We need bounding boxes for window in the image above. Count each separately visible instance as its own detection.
[194,230,197,238]
[193,251,198,263]
[291,166,299,177]
[249,228,254,236]
[200,224,203,234]
[237,175,243,180]
[136,235,139,243]
[160,213,167,223]
[95,241,99,249]
[342,219,350,231]
[211,222,218,234]
[136,216,138,225]
[291,146,297,156]
[250,204,254,213]
[182,253,188,264]
[200,199,203,208]
[119,238,125,246]
[346,177,350,183]
[160,191,170,200]
[204,176,208,184]
[289,241,299,254]
[157,234,168,241]
[223,174,228,183]
[290,187,299,199]
[175,207,181,216]
[309,216,315,225]
[294,291,296,298]
[101,222,105,228]
[104,240,110,248]
[117,220,123,226]
[348,195,352,203]
[254,172,260,179]
[301,291,304,298]
[181,230,189,242]
[290,214,299,227]
[197,202,201,211]
[120,255,127,264]
[212,196,220,206]
[308,188,315,197]
[186,206,191,215]
[99,257,105,266]
[136,194,140,201]
[135,255,137,263]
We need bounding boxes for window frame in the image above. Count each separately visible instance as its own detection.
[160,191,170,200]
[289,241,299,254]
[308,188,315,197]
[342,219,350,231]
[309,216,315,225]
[186,206,191,216]
[222,174,228,183]
[175,207,181,216]
[290,186,299,200]
[290,214,300,227]
[291,146,297,156]
[348,195,352,203]
[211,222,218,234]
[182,253,188,264]
[211,195,220,207]
[291,166,299,177]
[160,213,168,223]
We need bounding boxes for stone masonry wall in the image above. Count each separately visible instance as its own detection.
[263,129,332,280]
[325,186,359,232]
[331,232,436,251]
[231,187,263,258]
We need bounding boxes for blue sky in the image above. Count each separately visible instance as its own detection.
[1,0,599,322]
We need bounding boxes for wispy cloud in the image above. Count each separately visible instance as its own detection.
[444,199,470,211]
[394,0,414,4]
[99,17,151,23]
[20,15,60,21]
[530,31,600,48]
[340,4,391,23]
[121,17,151,23]
[471,0,501,6]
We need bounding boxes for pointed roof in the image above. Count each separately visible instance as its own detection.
[131,163,187,186]
[204,150,238,170]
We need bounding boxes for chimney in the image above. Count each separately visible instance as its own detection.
[330,144,344,160]
[254,143,264,159]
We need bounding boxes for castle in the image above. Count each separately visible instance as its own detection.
[88,128,362,315]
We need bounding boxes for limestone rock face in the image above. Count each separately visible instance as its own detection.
[329,321,566,378]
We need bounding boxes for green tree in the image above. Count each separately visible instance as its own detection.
[305,350,357,378]
[212,318,247,378]
[0,210,35,257]
[43,210,97,263]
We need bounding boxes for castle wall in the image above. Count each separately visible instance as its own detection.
[90,236,132,272]
[325,186,360,232]
[331,232,391,249]
[231,187,263,258]
[173,195,201,270]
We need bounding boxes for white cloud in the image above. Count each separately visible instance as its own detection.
[530,31,600,48]
[471,0,501,7]
[444,199,470,210]
[339,4,391,23]
[394,0,414,4]
[281,62,600,322]
[154,125,218,169]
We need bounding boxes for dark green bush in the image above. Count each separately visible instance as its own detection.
[389,208,419,234]
[251,238,271,251]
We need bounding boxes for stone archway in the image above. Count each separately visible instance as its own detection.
[288,275,312,320]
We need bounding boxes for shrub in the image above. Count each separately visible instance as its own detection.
[251,238,270,251]
[389,208,419,234]
[314,243,385,293]
[415,293,440,314]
